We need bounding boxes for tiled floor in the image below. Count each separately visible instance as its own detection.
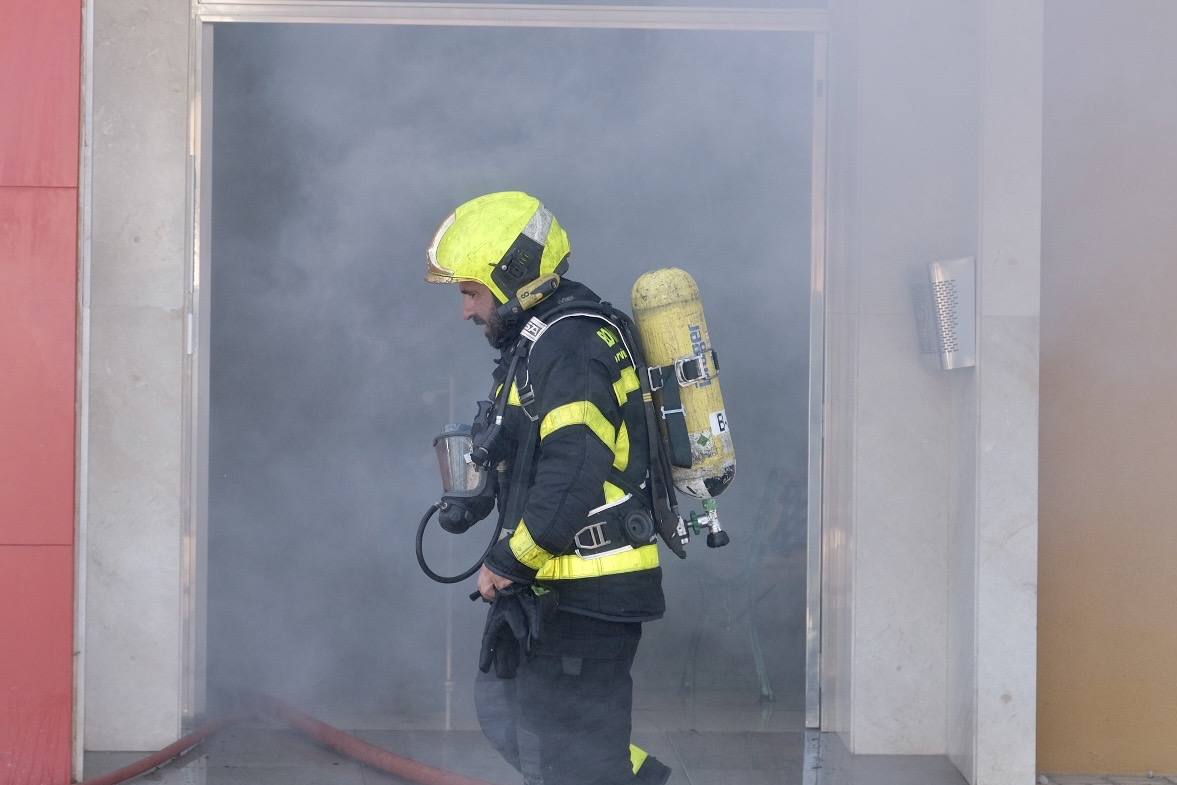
[84,725,800,785]
[1039,778,1177,785]
[808,732,967,785]
[78,688,1027,785]
[82,726,987,785]
[80,693,1177,785]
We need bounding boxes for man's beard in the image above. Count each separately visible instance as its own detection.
[473,311,506,347]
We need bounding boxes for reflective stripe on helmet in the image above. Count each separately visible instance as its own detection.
[521,205,554,247]
[424,211,458,282]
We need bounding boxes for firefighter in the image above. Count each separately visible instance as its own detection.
[426,191,672,785]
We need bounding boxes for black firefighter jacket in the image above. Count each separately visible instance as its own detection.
[482,280,666,622]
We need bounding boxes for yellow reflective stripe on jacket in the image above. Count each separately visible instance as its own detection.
[540,402,631,500]
[540,401,615,448]
[612,422,629,473]
[536,544,659,580]
[509,520,554,571]
[612,366,641,406]
[602,481,627,505]
[494,382,522,406]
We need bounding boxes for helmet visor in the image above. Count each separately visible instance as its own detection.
[425,211,459,283]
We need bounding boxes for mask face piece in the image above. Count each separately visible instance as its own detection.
[432,416,501,534]
[433,425,483,495]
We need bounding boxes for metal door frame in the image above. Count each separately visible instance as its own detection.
[180,0,830,728]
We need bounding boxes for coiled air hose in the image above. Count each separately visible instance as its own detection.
[417,337,533,586]
[75,693,499,785]
[415,502,505,584]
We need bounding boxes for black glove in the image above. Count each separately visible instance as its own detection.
[478,586,555,678]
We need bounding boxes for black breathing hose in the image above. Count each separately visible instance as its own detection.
[415,503,505,584]
[418,338,527,585]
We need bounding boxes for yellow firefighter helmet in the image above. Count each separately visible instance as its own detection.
[425,191,571,304]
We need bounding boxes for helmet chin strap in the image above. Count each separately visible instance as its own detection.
[494,273,562,332]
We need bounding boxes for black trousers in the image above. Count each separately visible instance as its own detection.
[475,609,642,785]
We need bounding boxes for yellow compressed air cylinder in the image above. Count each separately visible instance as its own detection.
[631,268,735,499]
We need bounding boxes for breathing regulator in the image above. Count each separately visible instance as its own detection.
[416,266,737,584]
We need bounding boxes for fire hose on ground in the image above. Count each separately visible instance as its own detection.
[76,693,500,785]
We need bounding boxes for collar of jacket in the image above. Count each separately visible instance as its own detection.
[493,278,602,355]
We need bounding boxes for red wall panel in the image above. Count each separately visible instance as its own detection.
[0,0,81,778]
[0,546,74,785]
[0,188,78,546]
[0,0,82,187]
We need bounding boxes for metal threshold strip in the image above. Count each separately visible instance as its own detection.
[195,1,830,31]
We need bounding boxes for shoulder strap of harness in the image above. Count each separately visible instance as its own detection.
[518,300,689,559]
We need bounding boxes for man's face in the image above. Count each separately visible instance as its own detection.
[459,281,504,346]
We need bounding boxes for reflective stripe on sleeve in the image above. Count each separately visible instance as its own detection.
[539,401,615,448]
[612,366,641,406]
[509,520,554,571]
[535,544,659,580]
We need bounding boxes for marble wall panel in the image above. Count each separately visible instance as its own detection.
[851,0,979,318]
[90,0,188,309]
[85,304,184,750]
[947,369,977,783]
[971,4,1042,782]
[821,0,1040,775]
[86,0,190,750]
[851,312,950,754]
[974,316,1038,785]
[978,2,1044,320]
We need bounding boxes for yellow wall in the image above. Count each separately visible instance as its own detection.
[1039,0,1177,773]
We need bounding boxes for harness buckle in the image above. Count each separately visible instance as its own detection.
[517,383,539,422]
[675,354,711,386]
[574,521,611,552]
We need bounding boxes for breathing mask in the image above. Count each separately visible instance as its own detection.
[432,416,500,535]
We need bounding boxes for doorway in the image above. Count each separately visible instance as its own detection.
[193,8,825,783]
